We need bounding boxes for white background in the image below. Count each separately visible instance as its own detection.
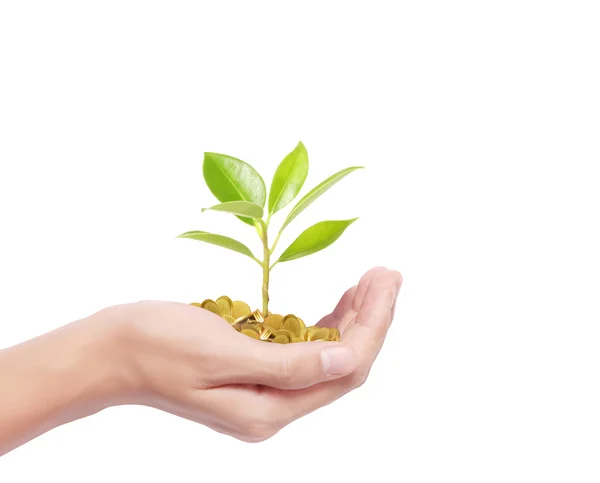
[1,1,599,481]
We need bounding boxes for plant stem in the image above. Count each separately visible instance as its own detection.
[261,228,270,315]
[270,229,283,254]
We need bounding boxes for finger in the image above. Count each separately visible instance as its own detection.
[318,267,388,331]
[342,269,402,360]
[339,266,393,334]
[212,335,359,390]
[265,268,402,420]
[353,266,389,311]
[336,310,359,335]
[317,285,357,328]
[390,270,403,321]
[195,385,287,442]
[161,382,282,443]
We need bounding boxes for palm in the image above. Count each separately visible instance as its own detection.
[192,267,402,440]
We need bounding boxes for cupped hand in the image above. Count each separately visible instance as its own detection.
[99,266,402,442]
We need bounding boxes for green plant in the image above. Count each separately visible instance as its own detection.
[177,142,363,315]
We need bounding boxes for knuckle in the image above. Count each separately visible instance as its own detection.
[237,398,287,443]
[240,424,277,443]
[239,412,278,443]
[354,368,370,389]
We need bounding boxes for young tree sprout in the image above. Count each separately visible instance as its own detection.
[177,142,363,316]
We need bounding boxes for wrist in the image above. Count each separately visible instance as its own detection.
[79,306,142,408]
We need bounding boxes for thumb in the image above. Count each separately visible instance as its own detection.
[223,338,359,390]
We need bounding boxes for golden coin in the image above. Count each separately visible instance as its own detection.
[240,323,260,334]
[259,326,273,341]
[297,317,307,331]
[253,309,265,323]
[312,327,330,341]
[302,327,315,341]
[216,296,233,316]
[233,314,252,325]
[329,328,341,341]
[291,337,304,343]
[264,314,284,331]
[272,331,290,343]
[241,329,259,339]
[282,315,302,337]
[232,301,252,319]
[222,314,236,324]
[275,329,296,340]
[202,300,220,315]
[190,302,203,308]
[272,334,290,344]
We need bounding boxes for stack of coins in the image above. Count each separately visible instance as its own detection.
[191,296,341,343]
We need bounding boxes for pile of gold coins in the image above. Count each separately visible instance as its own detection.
[191,296,340,344]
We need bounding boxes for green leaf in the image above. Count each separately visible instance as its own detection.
[202,201,264,219]
[280,166,363,231]
[177,230,257,260]
[268,141,309,215]
[277,219,358,263]
[203,152,267,225]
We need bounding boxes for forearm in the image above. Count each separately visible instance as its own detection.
[0,313,126,456]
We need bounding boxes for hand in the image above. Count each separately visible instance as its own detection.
[100,266,402,442]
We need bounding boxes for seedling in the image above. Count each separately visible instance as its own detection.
[177,141,362,316]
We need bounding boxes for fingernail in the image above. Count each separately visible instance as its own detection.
[321,346,357,377]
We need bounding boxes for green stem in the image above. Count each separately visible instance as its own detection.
[261,228,270,315]
[270,229,283,254]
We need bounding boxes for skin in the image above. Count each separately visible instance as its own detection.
[0,267,402,456]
